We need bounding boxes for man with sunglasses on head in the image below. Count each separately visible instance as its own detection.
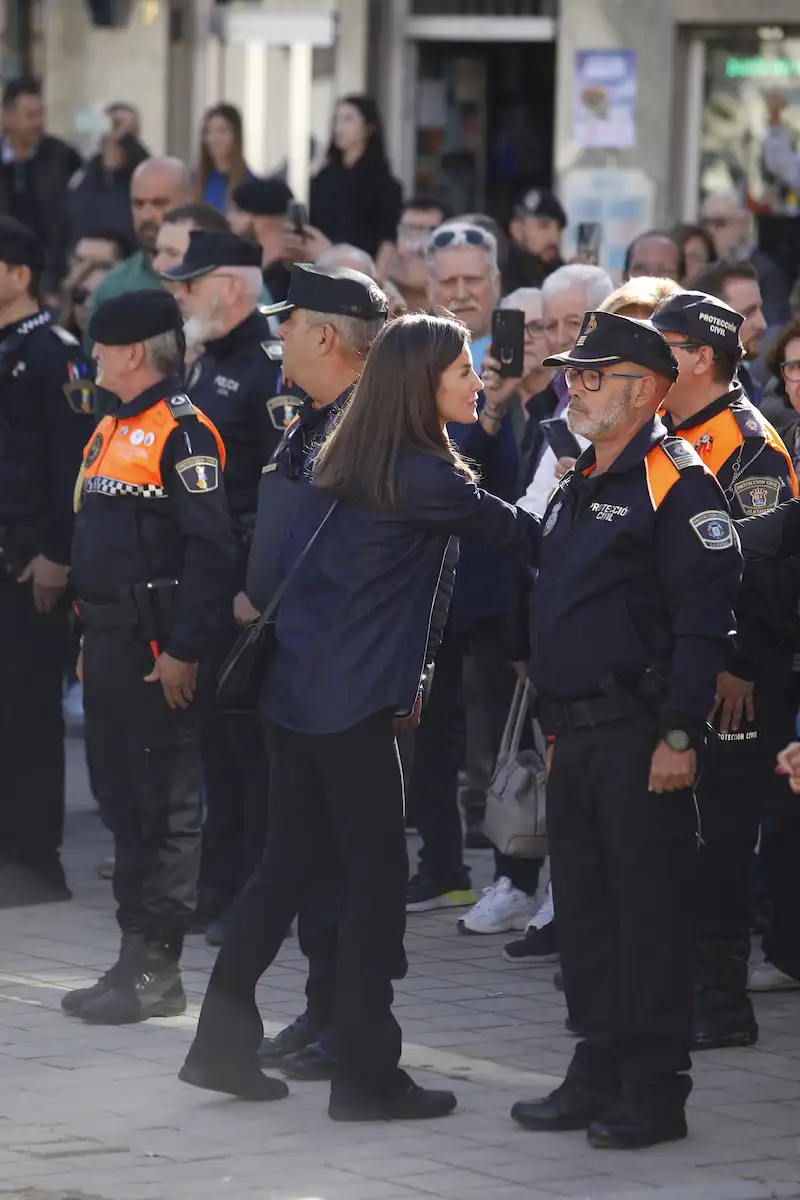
[160,230,289,945]
[651,291,799,1052]
[511,309,742,1150]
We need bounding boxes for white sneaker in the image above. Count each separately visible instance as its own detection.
[747,962,800,991]
[458,877,538,935]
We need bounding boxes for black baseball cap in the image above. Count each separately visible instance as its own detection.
[0,216,45,269]
[514,188,567,228]
[88,289,183,346]
[159,230,262,282]
[262,262,389,321]
[233,177,293,217]
[544,310,679,382]
[651,290,744,354]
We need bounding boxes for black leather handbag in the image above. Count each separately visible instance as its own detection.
[216,500,339,713]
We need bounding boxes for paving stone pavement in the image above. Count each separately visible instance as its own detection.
[0,741,799,1200]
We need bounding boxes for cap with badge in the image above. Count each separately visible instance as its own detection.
[87,290,184,346]
[159,230,263,283]
[0,215,45,270]
[232,177,293,217]
[651,290,744,354]
[544,310,679,382]
[262,262,389,322]
[514,188,567,228]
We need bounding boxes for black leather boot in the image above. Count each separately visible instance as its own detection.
[692,938,758,1050]
[61,931,139,1016]
[511,1080,615,1131]
[588,1074,692,1150]
[78,935,187,1025]
[258,1011,322,1061]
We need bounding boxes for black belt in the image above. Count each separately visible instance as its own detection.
[536,694,631,736]
[76,597,139,630]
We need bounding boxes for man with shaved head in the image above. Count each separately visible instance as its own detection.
[86,157,192,350]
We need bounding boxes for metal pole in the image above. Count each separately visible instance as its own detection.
[681,37,706,221]
[287,40,313,202]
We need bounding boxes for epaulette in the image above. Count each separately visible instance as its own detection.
[729,397,765,441]
[49,324,79,346]
[166,393,197,419]
[659,436,704,471]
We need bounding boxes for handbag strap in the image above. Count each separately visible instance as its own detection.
[248,499,339,634]
[508,678,531,756]
[498,677,527,760]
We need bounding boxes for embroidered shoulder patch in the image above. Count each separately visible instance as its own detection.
[689,510,733,551]
[660,439,699,470]
[732,475,781,516]
[266,394,301,431]
[176,455,219,493]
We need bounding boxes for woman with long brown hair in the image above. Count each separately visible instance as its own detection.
[196,103,253,213]
[181,313,538,1119]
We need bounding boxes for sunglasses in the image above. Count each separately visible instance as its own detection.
[72,286,91,305]
[429,227,494,251]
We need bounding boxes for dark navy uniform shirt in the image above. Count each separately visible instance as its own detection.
[530,416,743,739]
[187,309,289,532]
[0,311,95,567]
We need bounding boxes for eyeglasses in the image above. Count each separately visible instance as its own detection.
[667,341,701,352]
[525,321,547,338]
[780,359,800,382]
[429,226,494,251]
[564,367,644,391]
[702,217,737,229]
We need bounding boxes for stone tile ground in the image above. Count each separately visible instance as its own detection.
[0,741,798,1200]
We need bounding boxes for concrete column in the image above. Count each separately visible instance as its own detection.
[335,0,368,98]
[287,42,313,201]
[243,41,270,174]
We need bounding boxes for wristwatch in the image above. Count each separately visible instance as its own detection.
[662,729,691,752]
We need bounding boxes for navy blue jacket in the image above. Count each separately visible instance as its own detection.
[261,450,537,734]
[0,312,95,567]
[447,401,519,632]
[529,417,743,740]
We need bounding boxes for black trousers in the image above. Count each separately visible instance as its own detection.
[197,618,271,918]
[0,579,68,866]
[410,617,515,884]
[548,720,696,1087]
[694,653,796,944]
[83,630,201,940]
[187,710,409,1098]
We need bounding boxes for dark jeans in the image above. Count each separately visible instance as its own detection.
[83,630,201,939]
[409,616,515,884]
[0,579,68,866]
[694,654,796,945]
[187,711,410,1098]
[548,719,696,1086]
[197,618,270,918]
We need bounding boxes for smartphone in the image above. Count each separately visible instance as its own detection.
[575,221,602,265]
[287,200,308,237]
[491,308,525,378]
[540,418,581,461]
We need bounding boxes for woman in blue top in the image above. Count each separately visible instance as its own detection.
[196,104,253,213]
[180,313,539,1119]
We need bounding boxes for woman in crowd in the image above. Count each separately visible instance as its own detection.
[196,104,253,213]
[310,94,402,272]
[671,223,717,286]
[180,313,537,1119]
[761,317,800,473]
[58,258,112,339]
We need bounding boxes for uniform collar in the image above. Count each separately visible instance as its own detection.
[297,384,354,429]
[114,374,181,419]
[667,384,743,434]
[203,309,267,359]
[573,415,668,479]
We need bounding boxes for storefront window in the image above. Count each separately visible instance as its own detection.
[700,26,800,212]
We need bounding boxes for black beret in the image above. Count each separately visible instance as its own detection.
[544,309,679,382]
[87,289,183,346]
[651,290,744,354]
[233,177,293,216]
[514,188,567,228]
[158,230,263,282]
[263,262,389,322]
[0,216,45,269]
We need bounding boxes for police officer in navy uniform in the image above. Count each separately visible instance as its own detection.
[62,291,235,1025]
[652,292,800,1050]
[159,231,295,941]
[510,312,742,1149]
[0,216,95,909]
[246,263,390,1081]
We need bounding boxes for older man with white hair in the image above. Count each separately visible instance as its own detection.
[427,222,500,369]
[700,190,789,327]
[161,230,288,945]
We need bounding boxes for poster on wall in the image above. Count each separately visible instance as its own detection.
[573,50,638,149]
[560,167,655,281]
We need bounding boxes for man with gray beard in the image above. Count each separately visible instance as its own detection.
[160,230,293,942]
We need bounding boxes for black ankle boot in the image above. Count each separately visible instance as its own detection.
[78,935,186,1025]
[62,931,139,1016]
[692,938,758,1050]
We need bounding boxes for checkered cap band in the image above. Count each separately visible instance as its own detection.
[84,476,167,500]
